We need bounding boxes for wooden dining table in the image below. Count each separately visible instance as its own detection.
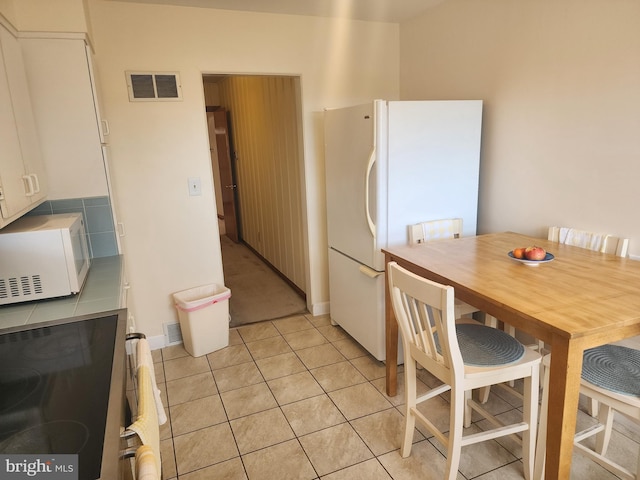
[382,232,640,480]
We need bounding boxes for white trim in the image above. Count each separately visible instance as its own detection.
[17,31,87,41]
[146,333,173,351]
[310,301,330,316]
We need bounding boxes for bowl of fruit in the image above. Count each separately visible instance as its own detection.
[508,246,554,266]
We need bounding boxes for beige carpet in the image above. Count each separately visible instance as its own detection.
[221,236,307,327]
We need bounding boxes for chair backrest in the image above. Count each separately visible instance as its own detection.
[548,226,629,257]
[387,261,463,383]
[408,218,463,245]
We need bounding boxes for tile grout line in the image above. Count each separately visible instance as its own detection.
[159,314,552,479]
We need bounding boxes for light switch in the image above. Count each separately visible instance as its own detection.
[188,177,201,196]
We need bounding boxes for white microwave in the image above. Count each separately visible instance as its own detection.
[0,213,91,305]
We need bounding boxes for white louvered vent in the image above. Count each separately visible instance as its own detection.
[0,275,43,300]
[164,322,183,345]
[126,71,182,102]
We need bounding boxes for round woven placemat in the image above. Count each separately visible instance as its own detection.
[582,344,640,396]
[457,323,525,366]
[436,323,526,366]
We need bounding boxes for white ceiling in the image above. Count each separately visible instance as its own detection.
[108,0,445,23]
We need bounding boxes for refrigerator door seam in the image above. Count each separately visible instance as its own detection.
[329,247,384,273]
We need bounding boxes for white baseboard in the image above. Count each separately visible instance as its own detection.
[146,304,331,350]
[147,334,175,351]
[310,301,330,316]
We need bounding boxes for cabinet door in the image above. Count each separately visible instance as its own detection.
[0,25,31,222]
[21,37,105,198]
[0,27,47,207]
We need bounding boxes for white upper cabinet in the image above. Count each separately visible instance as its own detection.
[20,36,109,199]
[0,23,47,227]
[0,30,27,219]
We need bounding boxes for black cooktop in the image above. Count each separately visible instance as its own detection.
[0,313,123,479]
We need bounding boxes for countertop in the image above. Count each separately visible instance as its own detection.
[0,255,125,330]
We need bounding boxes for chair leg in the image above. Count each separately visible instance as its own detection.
[534,361,550,480]
[464,389,473,428]
[521,368,539,480]
[401,359,417,458]
[478,386,491,404]
[484,314,498,328]
[594,403,614,456]
[446,388,465,480]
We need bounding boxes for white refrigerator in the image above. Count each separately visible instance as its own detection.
[324,99,483,361]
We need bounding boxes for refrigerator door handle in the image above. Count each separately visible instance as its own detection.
[364,147,376,237]
[359,264,383,278]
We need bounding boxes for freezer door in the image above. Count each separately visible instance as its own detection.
[383,100,482,247]
[327,248,388,361]
[324,102,380,269]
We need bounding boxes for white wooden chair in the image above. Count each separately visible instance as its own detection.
[409,218,502,403]
[543,226,630,415]
[548,226,629,257]
[535,348,640,480]
[388,261,542,480]
[408,217,463,244]
[408,218,488,321]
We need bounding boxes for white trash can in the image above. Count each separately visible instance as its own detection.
[173,284,231,357]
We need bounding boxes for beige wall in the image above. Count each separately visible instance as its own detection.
[400,0,640,254]
[0,1,15,25]
[12,0,88,32]
[82,1,399,338]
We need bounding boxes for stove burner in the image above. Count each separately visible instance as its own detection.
[23,329,88,361]
[0,420,90,454]
[0,368,42,412]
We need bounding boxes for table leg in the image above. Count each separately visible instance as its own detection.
[544,336,585,479]
[385,257,398,396]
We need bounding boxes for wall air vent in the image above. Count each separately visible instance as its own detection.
[126,71,183,102]
[163,322,183,346]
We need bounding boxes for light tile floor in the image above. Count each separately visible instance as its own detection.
[150,313,639,479]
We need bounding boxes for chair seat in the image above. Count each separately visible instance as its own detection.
[457,323,526,366]
[582,344,640,397]
[435,323,526,366]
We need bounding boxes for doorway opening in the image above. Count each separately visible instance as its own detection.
[203,74,308,327]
